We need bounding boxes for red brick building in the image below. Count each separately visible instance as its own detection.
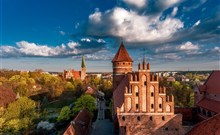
[63,109,92,135]
[112,43,182,135]
[194,71,220,121]
[63,55,86,80]
[186,113,220,135]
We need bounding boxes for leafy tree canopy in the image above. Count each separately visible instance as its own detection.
[72,95,96,116]
[57,106,71,121]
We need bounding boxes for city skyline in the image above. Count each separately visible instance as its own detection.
[1,0,220,72]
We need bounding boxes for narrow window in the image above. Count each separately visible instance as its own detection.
[136,104,139,110]
[151,92,154,97]
[159,104,162,108]
[150,116,153,121]
[137,116,140,121]
[122,116,125,121]
[136,92,139,97]
[151,104,154,109]
[144,81,147,86]
[162,116,165,121]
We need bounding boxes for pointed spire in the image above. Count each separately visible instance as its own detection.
[112,42,133,62]
[81,55,86,68]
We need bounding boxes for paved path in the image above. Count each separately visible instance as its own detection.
[91,100,114,135]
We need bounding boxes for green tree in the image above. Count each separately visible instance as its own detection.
[9,73,35,97]
[57,106,71,121]
[39,74,64,99]
[64,82,75,91]
[72,95,96,116]
[1,97,37,133]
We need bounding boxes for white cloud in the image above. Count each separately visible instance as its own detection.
[193,20,201,27]
[123,0,147,8]
[81,38,91,42]
[59,31,65,36]
[212,46,220,53]
[171,7,178,17]
[17,41,65,56]
[0,39,107,58]
[97,39,106,43]
[179,41,199,51]
[88,7,184,43]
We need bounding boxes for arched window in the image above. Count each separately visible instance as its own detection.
[137,116,140,121]
[150,116,153,121]
[166,105,171,112]
[122,116,125,121]
[162,116,165,121]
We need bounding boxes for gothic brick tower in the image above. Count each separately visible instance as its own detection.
[112,43,182,135]
[112,42,133,91]
[81,55,86,80]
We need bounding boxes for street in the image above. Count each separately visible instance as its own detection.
[91,100,114,135]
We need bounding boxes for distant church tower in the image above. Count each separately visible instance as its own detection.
[81,55,86,80]
[112,42,182,135]
[112,42,133,91]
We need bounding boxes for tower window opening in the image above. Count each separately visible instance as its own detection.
[151,104,154,109]
[159,104,162,108]
[136,104,139,110]
[162,116,165,121]
[150,116,153,121]
[137,116,140,121]
[122,116,125,121]
[144,81,147,86]
[136,92,139,97]
[151,92,154,97]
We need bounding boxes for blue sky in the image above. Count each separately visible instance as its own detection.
[0,0,220,72]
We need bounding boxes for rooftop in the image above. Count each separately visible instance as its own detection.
[112,42,133,62]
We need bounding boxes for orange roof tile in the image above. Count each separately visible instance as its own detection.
[112,42,133,62]
[197,98,220,113]
[63,109,92,135]
[204,71,220,94]
[186,113,220,135]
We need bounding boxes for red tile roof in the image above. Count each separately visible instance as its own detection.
[186,113,220,135]
[197,98,220,113]
[112,42,133,62]
[113,75,129,113]
[203,71,220,94]
[63,109,92,135]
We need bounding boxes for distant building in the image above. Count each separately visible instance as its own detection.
[167,77,176,82]
[64,56,86,80]
[63,109,92,135]
[194,71,220,121]
[85,87,104,99]
[112,43,182,135]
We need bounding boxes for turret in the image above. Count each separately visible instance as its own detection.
[112,42,133,91]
